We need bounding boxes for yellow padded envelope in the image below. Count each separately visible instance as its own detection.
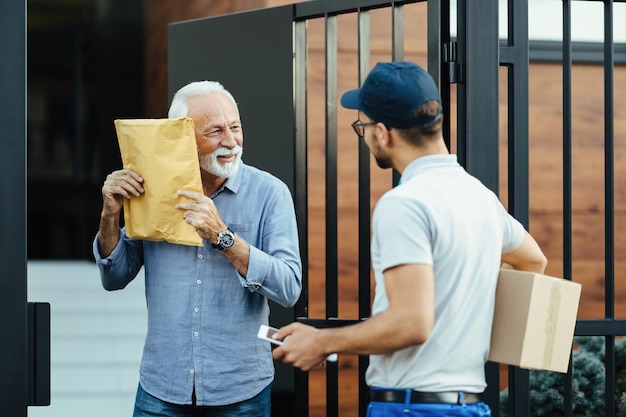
[114,118,204,247]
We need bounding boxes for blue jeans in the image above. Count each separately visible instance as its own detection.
[367,391,492,417]
[132,383,271,417]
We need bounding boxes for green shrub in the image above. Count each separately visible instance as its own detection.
[499,337,626,417]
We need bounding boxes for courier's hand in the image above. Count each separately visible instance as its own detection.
[271,323,330,371]
[101,169,144,218]
[176,189,226,242]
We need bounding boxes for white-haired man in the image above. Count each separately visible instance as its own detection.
[94,81,302,417]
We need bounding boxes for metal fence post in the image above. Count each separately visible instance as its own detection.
[0,0,27,416]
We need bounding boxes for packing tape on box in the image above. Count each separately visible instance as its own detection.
[543,279,561,369]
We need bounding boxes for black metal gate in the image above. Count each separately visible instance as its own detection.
[554,3,626,417]
[168,1,626,416]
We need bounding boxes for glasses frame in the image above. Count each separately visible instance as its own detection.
[351,120,378,137]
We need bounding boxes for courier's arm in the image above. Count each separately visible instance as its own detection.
[501,231,548,273]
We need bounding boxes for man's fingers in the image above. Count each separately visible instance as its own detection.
[123,169,143,183]
[105,182,141,199]
[176,201,196,211]
[119,181,143,197]
[104,170,144,196]
[274,322,299,341]
[177,189,205,202]
[271,346,285,360]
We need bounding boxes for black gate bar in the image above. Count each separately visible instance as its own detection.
[356,8,372,417]
[456,0,503,414]
[602,1,616,416]
[500,0,531,415]
[293,15,310,417]
[324,12,340,417]
[0,0,27,416]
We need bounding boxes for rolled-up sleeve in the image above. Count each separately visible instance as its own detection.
[238,182,302,308]
[92,228,144,290]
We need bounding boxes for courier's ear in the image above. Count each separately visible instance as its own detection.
[375,123,391,147]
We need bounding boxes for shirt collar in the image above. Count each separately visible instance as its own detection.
[401,154,459,182]
[217,161,245,195]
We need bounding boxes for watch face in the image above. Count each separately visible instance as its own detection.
[218,229,235,249]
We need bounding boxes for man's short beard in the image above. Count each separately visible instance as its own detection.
[199,145,243,178]
[374,154,392,170]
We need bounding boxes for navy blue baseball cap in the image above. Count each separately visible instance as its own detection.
[340,61,442,129]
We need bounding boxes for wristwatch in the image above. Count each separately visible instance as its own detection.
[212,228,235,251]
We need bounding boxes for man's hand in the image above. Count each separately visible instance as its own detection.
[271,323,331,371]
[98,168,143,258]
[175,189,227,243]
[101,169,144,218]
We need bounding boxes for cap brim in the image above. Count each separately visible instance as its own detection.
[340,88,361,110]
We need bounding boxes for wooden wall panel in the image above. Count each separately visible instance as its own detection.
[143,0,299,118]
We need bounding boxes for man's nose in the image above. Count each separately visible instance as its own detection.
[221,128,238,147]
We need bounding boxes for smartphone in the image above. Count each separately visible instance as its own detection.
[257,324,338,362]
[257,324,283,345]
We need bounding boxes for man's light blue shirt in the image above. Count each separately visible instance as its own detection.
[93,162,302,406]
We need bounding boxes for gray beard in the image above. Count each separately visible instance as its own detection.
[199,146,243,178]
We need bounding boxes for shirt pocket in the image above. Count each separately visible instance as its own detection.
[228,223,256,246]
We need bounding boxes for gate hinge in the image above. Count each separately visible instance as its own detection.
[443,41,463,84]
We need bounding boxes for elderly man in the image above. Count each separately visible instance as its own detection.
[94,81,302,417]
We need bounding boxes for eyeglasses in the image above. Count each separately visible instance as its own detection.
[351,120,378,137]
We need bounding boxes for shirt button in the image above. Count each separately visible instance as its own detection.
[193,331,199,337]
[194,307,200,313]
[190,369,195,374]
[196,279,202,285]
[197,254,203,259]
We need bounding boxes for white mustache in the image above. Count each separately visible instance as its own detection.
[214,146,242,157]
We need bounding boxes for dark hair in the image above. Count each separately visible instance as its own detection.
[398,100,444,146]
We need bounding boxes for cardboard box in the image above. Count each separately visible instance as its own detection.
[488,269,582,373]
